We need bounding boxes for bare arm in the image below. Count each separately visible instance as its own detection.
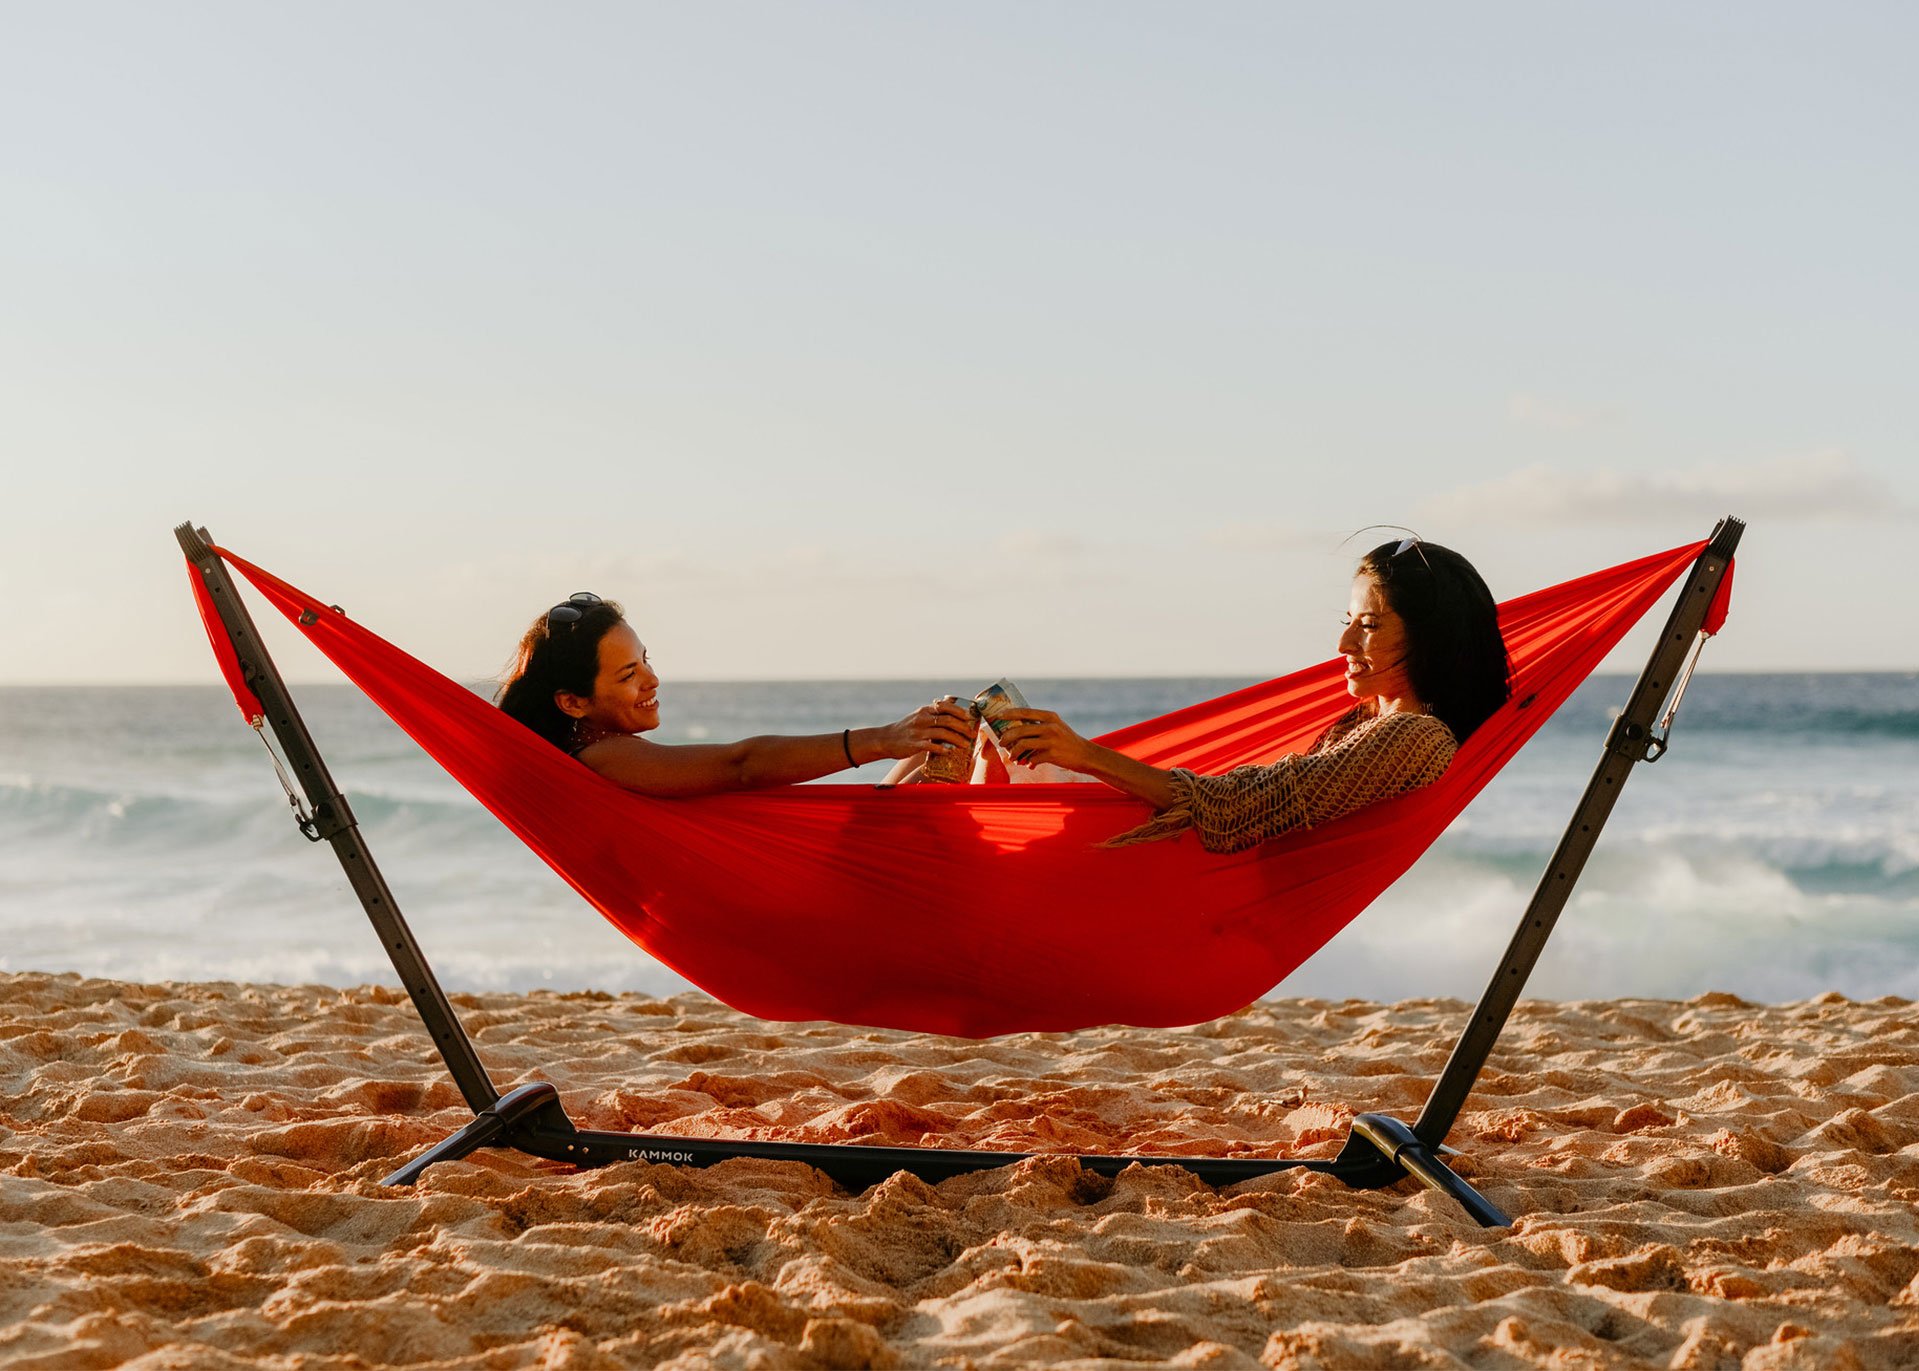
[577,701,976,797]
[993,711,1179,810]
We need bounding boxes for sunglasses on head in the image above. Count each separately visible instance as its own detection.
[1391,535,1433,572]
[547,592,602,629]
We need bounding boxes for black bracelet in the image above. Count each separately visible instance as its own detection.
[841,728,857,767]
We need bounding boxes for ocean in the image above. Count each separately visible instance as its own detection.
[3,673,1916,1007]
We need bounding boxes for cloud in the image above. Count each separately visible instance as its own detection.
[1415,451,1916,527]
[1507,391,1620,433]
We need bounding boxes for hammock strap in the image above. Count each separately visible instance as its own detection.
[1646,553,1734,763]
[253,716,323,842]
[1646,631,1709,763]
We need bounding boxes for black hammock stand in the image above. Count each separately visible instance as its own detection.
[175,516,1743,1227]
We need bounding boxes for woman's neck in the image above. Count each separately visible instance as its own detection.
[569,718,627,750]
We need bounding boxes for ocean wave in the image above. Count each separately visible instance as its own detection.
[1678,706,1919,742]
[0,775,496,848]
[1600,674,1919,742]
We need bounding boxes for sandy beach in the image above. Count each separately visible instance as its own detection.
[2,973,1916,1369]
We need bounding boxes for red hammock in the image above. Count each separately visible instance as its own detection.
[191,542,1727,1038]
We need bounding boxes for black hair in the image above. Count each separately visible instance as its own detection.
[495,598,629,749]
[1357,540,1511,742]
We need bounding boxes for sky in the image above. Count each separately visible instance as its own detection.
[3,2,1914,685]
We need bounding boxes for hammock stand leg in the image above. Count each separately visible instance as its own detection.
[175,517,1739,1228]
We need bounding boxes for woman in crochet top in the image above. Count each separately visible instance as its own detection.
[996,538,1512,852]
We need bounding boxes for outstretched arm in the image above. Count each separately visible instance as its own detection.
[579,700,977,797]
[992,711,1179,810]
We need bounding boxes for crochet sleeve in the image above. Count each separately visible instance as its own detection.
[1106,712,1457,853]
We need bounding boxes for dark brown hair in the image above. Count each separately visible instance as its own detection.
[495,598,628,749]
[1357,540,1511,742]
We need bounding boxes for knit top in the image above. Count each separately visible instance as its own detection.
[1107,707,1457,852]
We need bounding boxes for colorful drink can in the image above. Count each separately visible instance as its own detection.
[973,678,1029,738]
[919,695,980,784]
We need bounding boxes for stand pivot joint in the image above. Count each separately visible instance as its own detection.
[1604,715,1658,762]
[307,796,359,842]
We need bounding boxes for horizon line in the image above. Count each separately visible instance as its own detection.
[4,666,1916,690]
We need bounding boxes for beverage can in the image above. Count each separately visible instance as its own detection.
[918,695,980,784]
[973,678,1029,738]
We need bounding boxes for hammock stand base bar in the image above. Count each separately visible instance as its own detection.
[174,517,1742,1230]
[378,1078,1506,1225]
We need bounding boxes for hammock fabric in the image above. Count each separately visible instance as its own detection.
[191,542,1729,1038]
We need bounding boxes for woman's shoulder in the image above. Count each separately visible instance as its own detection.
[1312,704,1372,750]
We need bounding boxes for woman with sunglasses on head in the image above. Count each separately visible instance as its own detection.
[496,593,976,794]
[993,538,1512,851]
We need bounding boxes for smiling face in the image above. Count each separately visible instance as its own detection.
[1337,574,1420,710]
[555,621,661,735]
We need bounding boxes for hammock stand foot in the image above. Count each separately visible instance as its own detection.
[382,1082,572,1186]
[1331,1113,1511,1228]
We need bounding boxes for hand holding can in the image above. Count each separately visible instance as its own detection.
[919,696,983,783]
[973,678,1029,740]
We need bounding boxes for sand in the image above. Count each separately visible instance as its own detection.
[2,973,1917,1369]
